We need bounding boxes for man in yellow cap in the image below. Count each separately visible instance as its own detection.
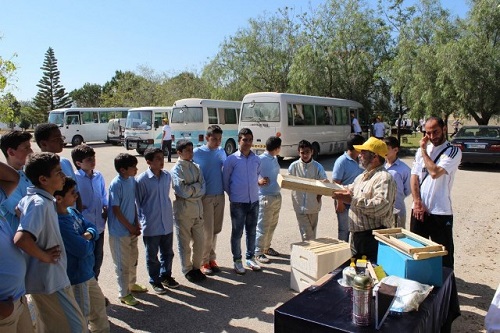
[333,137,396,261]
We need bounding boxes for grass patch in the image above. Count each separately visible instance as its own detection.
[400,134,421,149]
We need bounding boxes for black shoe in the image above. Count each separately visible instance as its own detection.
[151,283,167,295]
[185,269,202,283]
[194,269,207,281]
[162,276,180,289]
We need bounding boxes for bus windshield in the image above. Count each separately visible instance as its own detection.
[171,107,203,123]
[126,111,152,129]
[48,112,64,126]
[241,102,280,122]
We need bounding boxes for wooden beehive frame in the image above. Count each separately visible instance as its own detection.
[277,174,344,196]
[373,228,447,260]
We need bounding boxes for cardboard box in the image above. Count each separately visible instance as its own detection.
[377,243,443,287]
[290,267,317,292]
[290,238,351,280]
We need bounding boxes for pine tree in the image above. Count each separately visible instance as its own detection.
[33,47,72,115]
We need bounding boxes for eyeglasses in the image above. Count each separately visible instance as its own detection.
[241,138,253,142]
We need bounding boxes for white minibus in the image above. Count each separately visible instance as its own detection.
[171,98,241,155]
[48,107,130,146]
[239,92,363,158]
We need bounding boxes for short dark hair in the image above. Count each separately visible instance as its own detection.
[238,128,253,141]
[426,116,445,128]
[114,153,138,173]
[266,136,281,151]
[144,147,163,161]
[176,139,193,153]
[297,140,313,151]
[34,123,59,147]
[25,152,60,186]
[384,136,400,149]
[71,144,95,169]
[206,125,223,137]
[347,134,365,151]
[54,177,76,197]
[0,130,32,158]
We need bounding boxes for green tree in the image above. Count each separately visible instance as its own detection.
[19,100,44,129]
[202,8,303,100]
[0,52,16,92]
[33,47,72,115]
[69,83,102,107]
[0,93,21,128]
[159,72,211,105]
[101,70,159,107]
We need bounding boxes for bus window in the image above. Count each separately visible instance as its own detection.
[208,108,218,124]
[99,111,111,124]
[225,108,238,124]
[315,106,326,125]
[66,115,80,125]
[303,104,315,125]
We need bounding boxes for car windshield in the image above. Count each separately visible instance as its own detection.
[241,102,280,122]
[48,112,64,126]
[125,111,152,129]
[457,127,499,138]
[171,107,203,123]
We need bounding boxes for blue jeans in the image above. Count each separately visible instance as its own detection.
[336,206,351,242]
[230,201,259,261]
[143,233,174,284]
[93,231,105,280]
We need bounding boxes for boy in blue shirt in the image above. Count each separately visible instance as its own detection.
[0,160,33,333]
[136,148,179,294]
[0,130,33,233]
[192,125,226,275]
[288,140,328,241]
[171,140,206,283]
[55,177,110,332]
[255,136,282,264]
[14,152,86,332]
[108,153,147,306]
[71,144,108,280]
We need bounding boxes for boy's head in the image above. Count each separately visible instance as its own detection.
[266,136,282,154]
[25,152,65,192]
[0,130,33,167]
[384,136,400,161]
[54,177,78,209]
[176,140,194,161]
[114,153,138,177]
[144,147,164,171]
[238,128,253,152]
[34,123,65,153]
[347,134,366,151]
[297,140,313,162]
[71,144,96,170]
[206,125,223,149]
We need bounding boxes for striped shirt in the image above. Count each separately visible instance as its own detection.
[347,165,396,232]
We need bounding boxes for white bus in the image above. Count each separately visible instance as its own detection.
[48,107,130,146]
[171,98,241,155]
[239,92,363,158]
[123,106,172,155]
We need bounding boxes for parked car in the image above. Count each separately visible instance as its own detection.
[106,118,126,145]
[451,125,500,164]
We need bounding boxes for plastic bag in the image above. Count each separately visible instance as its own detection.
[485,283,500,333]
[379,275,433,312]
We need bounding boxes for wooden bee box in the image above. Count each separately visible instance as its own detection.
[277,174,344,196]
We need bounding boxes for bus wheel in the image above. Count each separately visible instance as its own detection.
[312,142,320,160]
[71,135,83,147]
[224,139,236,155]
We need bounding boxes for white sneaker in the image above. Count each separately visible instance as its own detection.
[234,260,246,274]
[246,258,262,271]
[256,254,270,263]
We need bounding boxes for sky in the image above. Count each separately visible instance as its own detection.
[1,0,469,101]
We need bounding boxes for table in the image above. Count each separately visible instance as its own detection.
[275,267,460,333]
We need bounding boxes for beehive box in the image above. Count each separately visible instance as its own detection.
[278,174,344,196]
[290,238,351,292]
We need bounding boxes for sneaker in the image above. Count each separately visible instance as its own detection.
[185,269,205,283]
[201,263,213,275]
[120,294,139,306]
[246,258,261,271]
[194,269,207,281]
[162,276,180,289]
[256,254,270,264]
[234,260,246,274]
[151,283,167,295]
[265,248,280,256]
[130,283,148,293]
[209,260,221,273]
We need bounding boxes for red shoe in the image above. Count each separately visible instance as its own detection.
[209,260,221,273]
[201,263,213,275]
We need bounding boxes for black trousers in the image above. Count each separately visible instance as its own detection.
[351,226,386,263]
[410,212,454,269]
[161,140,172,162]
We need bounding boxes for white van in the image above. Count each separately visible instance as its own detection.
[106,118,126,145]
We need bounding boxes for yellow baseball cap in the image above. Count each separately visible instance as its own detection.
[353,137,388,157]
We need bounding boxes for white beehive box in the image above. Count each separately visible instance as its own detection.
[290,237,351,292]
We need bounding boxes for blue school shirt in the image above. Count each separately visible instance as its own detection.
[332,152,364,185]
[385,158,411,217]
[258,152,281,196]
[75,169,108,233]
[193,145,226,195]
[223,150,261,203]
[18,187,70,294]
[0,188,27,302]
[58,208,98,285]
[107,175,137,237]
[0,170,32,233]
[136,168,174,236]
